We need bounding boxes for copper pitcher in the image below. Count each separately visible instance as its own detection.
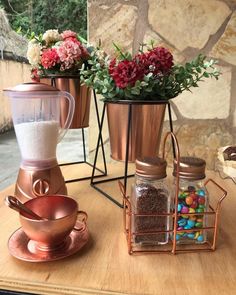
[107,102,166,162]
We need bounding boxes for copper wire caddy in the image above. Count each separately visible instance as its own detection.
[121,132,227,255]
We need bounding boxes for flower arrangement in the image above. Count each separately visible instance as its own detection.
[27,29,90,80]
[80,42,220,101]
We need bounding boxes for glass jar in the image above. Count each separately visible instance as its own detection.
[131,157,171,245]
[173,156,209,244]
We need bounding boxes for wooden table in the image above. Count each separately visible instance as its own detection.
[0,163,236,295]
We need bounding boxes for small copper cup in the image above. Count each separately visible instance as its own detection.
[19,195,86,252]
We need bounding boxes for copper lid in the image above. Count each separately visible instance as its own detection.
[3,82,60,92]
[135,157,167,179]
[173,156,206,180]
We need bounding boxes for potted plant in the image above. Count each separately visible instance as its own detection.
[27,29,91,129]
[80,43,220,162]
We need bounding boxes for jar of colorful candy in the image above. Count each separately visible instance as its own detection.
[131,157,171,245]
[173,156,208,244]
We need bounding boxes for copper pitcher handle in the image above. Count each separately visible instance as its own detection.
[58,91,75,142]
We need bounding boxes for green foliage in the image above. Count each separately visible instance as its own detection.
[12,16,31,35]
[81,50,117,100]
[80,46,221,101]
[0,0,87,39]
[155,54,221,100]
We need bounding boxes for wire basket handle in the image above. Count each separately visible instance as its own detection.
[162,132,179,162]
[204,178,227,210]
[118,180,130,205]
[161,131,181,180]
[118,180,132,236]
[161,131,181,254]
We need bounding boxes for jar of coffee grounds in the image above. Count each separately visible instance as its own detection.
[173,156,209,244]
[131,157,171,245]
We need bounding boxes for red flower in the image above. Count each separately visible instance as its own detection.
[108,46,173,89]
[31,68,40,82]
[109,59,144,88]
[146,47,173,75]
[135,53,149,74]
[80,45,89,59]
[41,48,60,69]
[135,47,173,76]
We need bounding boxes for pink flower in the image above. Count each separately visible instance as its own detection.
[61,30,77,40]
[41,48,60,69]
[60,30,89,59]
[57,40,82,70]
[65,36,79,43]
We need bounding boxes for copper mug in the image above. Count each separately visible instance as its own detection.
[19,195,87,252]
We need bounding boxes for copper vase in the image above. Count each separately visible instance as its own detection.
[107,102,166,162]
[41,77,91,129]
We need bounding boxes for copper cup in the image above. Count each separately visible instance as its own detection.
[19,195,86,252]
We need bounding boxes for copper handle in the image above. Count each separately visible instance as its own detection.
[5,195,44,220]
[58,91,75,142]
[162,132,181,254]
[118,180,130,203]
[73,210,88,232]
[204,178,227,209]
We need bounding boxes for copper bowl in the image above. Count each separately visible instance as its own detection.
[19,195,78,251]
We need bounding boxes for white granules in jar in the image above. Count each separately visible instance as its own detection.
[14,121,59,161]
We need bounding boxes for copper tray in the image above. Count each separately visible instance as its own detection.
[8,221,89,262]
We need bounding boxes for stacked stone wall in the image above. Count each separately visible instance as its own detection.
[88,0,236,169]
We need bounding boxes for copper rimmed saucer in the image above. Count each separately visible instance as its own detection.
[8,221,89,262]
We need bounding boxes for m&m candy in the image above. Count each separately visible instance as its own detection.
[176,185,207,243]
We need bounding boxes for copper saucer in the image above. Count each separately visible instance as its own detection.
[8,221,89,262]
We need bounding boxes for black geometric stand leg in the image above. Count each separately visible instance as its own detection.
[90,101,175,209]
[50,77,107,183]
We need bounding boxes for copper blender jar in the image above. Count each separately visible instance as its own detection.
[4,82,75,202]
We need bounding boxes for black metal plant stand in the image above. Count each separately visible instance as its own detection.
[90,100,175,208]
[50,76,107,183]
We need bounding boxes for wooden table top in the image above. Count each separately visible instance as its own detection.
[0,163,236,295]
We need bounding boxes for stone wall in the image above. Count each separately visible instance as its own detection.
[88,0,236,170]
[0,60,31,132]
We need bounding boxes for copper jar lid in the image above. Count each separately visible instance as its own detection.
[135,157,167,179]
[173,156,206,180]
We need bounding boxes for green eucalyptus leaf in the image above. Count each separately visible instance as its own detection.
[102,87,107,94]
[131,87,140,95]
[140,81,148,87]
[196,67,202,73]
